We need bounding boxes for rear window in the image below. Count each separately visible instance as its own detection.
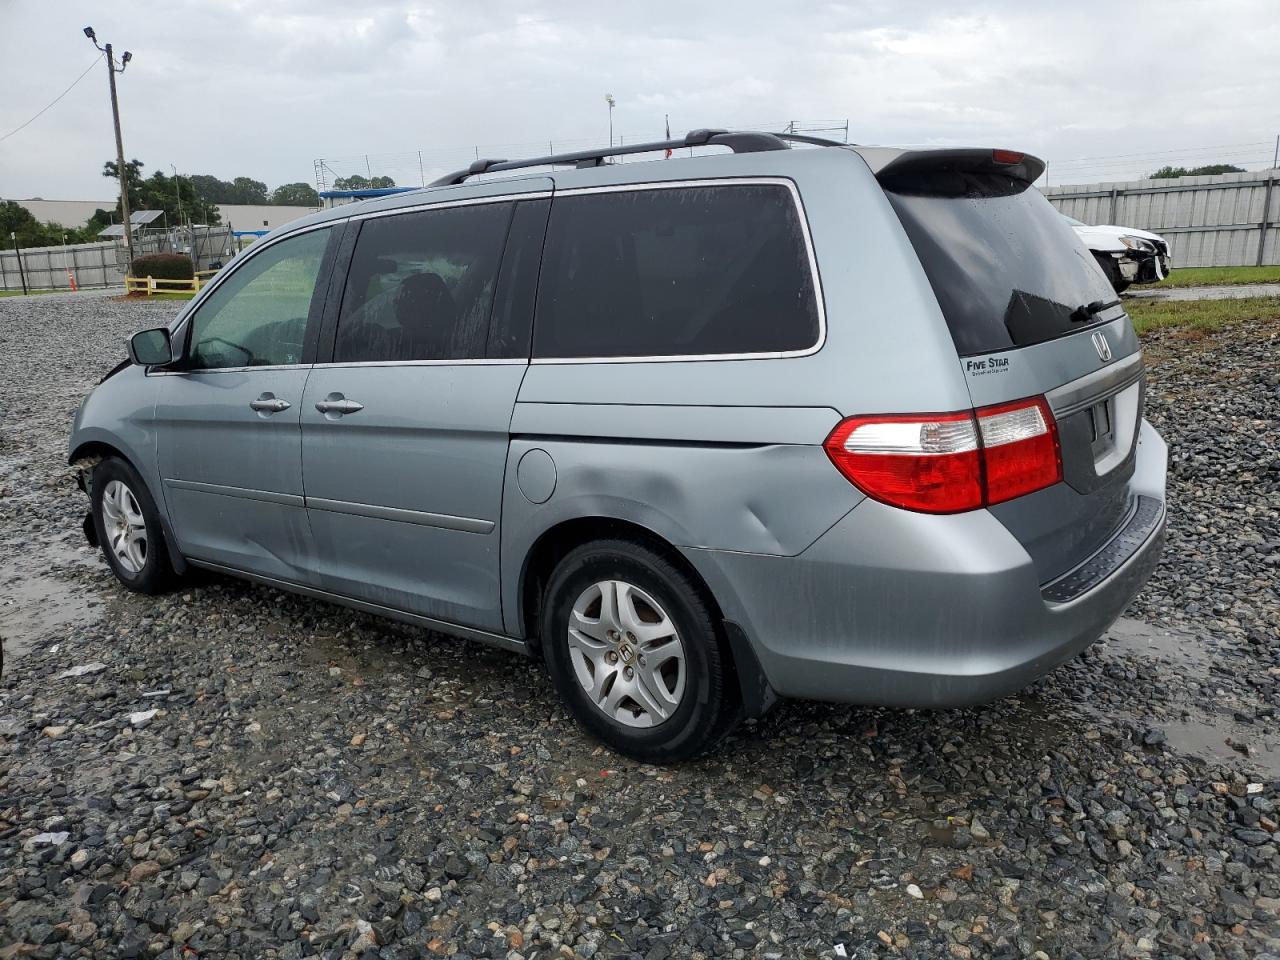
[533,183,820,359]
[884,172,1117,356]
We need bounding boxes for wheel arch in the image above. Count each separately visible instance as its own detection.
[515,515,776,718]
[70,436,188,575]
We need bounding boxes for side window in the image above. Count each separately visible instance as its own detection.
[532,184,820,359]
[333,201,513,363]
[187,227,331,369]
[488,198,550,359]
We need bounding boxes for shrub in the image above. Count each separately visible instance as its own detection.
[130,253,194,280]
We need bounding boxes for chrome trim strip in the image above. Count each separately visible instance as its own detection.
[312,358,527,369]
[185,559,528,655]
[305,496,494,534]
[531,177,827,365]
[350,190,553,222]
[150,363,311,376]
[164,478,304,507]
[1046,351,1145,418]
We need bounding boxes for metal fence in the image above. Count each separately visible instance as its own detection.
[1044,170,1279,268]
[1,241,123,291]
[0,226,236,292]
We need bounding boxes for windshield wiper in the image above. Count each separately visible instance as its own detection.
[1070,298,1121,324]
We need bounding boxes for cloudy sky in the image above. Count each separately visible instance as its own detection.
[2,0,1277,201]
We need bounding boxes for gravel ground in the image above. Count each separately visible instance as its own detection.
[1,296,1278,960]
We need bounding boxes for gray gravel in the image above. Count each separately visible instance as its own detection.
[2,295,1279,960]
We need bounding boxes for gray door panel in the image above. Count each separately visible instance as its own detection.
[156,368,316,581]
[300,363,525,630]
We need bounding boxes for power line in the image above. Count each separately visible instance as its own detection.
[1044,140,1273,166]
[0,53,104,144]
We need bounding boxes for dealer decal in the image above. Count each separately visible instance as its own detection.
[964,355,1010,377]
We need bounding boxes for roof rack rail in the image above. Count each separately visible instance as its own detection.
[429,128,795,187]
[771,131,853,148]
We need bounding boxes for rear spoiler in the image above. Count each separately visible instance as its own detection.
[855,147,1046,186]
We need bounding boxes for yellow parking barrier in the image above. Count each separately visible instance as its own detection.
[124,275,205,296]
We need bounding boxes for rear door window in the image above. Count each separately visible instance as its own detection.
[334,201,513,362]
[883,172,1118,356]
[532,183,820,359]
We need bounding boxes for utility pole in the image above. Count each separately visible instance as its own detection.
[605,94,616,148]
[84,27,135,271]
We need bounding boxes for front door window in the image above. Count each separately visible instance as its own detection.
[186,227,332,369]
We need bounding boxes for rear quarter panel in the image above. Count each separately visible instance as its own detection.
[499,405,861,636]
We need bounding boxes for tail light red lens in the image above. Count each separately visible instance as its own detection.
[823,396,1061,514]
[976,396,1062,505]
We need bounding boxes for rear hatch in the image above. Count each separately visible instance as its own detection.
[873,148,1144,584]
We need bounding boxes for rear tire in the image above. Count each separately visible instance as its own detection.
[540,539,741,762]
[1094,253,1131,293]
[91,457,177,594]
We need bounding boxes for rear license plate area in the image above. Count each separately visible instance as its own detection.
[1088,398,1115,458]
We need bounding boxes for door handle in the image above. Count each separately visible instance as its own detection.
[314,394,364,416]
[249,394,291,413]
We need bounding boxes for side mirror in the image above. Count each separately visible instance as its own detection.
[127,327,173,366]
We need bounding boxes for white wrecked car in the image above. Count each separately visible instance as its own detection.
[1064,215,1171,293]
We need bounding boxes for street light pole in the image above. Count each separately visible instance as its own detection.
[605,94,616,149]
[85,28,135,272]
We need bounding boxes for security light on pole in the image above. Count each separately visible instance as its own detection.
[605,94,616,149]
[84,26,136,271]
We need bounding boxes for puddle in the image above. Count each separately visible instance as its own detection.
[0,544,104,670]
[1101,617,1212,667]
[1161,717,1280,779]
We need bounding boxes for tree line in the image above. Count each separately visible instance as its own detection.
[3,158,398,248]
[1149,163,1245,179]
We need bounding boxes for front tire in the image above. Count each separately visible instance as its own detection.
[91,457,177,594]
[540,539,741,762]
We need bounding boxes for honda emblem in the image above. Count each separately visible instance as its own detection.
[1091,331,1112,362]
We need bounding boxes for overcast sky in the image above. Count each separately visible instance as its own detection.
[2,0,1277,201]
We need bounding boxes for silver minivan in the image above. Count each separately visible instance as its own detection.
[70,130,1167,760]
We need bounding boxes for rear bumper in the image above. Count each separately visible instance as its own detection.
[684,420,1168,708]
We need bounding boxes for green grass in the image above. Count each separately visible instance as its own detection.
[0,288,59,297]
[1154,265,1280,288]
[1127,295,1280,335]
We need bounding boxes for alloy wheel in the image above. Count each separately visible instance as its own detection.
[567,579,687,728]
[101,479,147,575]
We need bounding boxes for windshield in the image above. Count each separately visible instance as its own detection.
[884,171,1117,356]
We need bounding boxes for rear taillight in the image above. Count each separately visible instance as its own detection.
[975,396,1061,505]
[823,396,1061,514]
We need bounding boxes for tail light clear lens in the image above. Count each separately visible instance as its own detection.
[824,397,1061,514]
[824,412,982,514]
